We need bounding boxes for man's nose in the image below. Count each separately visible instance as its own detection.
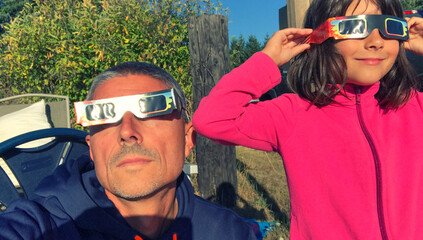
[119,112,142,146]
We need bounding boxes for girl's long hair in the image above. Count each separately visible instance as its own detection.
[287,0,419,109]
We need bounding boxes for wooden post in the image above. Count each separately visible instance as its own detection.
[286,0,312,28]
[188,15,237,207]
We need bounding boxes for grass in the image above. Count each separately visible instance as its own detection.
[234,146,290,239]
[190,146,291,239]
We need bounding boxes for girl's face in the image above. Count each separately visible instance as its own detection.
[334,0,400,86]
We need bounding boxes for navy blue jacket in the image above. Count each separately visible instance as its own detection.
[0,154,256,240]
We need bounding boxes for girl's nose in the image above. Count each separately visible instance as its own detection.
[364,29,384,50]
[119,112,142,146]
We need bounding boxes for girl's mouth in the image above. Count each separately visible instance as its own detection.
[357,58,384,65]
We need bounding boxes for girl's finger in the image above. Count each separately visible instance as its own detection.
[407,17,423,32]
[291,43,311,56]
[280,28,313,37]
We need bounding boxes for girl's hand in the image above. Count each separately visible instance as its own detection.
[404,17,423,55]
[261,28,313,66]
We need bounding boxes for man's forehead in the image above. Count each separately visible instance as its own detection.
[93,74,168,100]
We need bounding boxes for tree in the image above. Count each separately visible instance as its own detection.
[229,34,265,69]
[263,33,271,47]
[0,0,32,32]
[402,0,423,10]
[244,35,262,57]
[0,0,226,114]
[229,34,247,69]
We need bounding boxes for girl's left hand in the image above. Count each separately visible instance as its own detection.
[404,17,423,55]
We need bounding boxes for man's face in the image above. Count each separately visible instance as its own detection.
[85,74,194,200]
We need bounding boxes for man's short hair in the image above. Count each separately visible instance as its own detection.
[86,62,190,122]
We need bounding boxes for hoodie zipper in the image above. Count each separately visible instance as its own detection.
[355,87,388,240]
[134,233,177,240]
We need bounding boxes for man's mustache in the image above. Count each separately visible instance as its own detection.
[110,144,159,166]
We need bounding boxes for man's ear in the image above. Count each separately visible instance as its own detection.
[85,134,94,161]
[184,122,196,158]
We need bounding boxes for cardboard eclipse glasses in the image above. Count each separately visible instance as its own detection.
[303,14,409,44]
[74,88,182,127]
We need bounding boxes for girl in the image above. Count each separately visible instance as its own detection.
[193,0,423,239]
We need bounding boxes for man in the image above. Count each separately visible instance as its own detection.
[0,62,256,240]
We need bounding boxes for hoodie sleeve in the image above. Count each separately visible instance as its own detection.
[0,199,56,240]
[192,52,284,152]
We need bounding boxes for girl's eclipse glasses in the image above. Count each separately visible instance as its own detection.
[74,88,183,127]
[303,14,409,44]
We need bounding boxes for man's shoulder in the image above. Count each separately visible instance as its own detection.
[193,195,238,216]
[174,175,257,239]
[191,195,256,239]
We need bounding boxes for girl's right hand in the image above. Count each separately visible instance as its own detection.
[261,28,313,67]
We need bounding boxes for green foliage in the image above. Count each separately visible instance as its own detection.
[0,0,32,30]
[229,35,247,69]
[263,33,270,46]
[230,34,265,69]
[245,35,262,58]
[0,0,226,118]
[402,0,423,10]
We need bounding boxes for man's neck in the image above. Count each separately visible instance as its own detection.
[106,184,179,239]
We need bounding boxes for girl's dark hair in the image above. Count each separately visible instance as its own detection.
[287,0,419,109]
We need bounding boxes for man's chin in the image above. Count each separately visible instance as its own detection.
[105,175,179,201]
[108,180,162,201]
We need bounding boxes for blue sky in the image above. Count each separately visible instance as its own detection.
[220,0,287,44]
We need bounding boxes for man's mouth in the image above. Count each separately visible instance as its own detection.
[116,157,153,167]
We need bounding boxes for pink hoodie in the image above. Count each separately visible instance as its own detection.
[193,52,423,239]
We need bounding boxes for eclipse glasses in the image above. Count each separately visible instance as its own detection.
[303,14,409,44]
[74,88,182,127]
